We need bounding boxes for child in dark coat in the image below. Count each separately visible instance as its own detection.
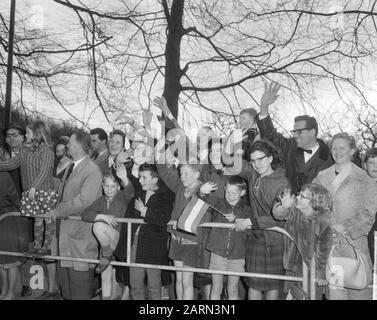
[129,163,175,300]
[200,175,251,300]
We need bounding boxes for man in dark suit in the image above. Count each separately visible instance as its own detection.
[256,82,333,194]
[90,128,109,175]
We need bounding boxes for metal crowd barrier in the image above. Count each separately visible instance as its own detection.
[0,212,319,299]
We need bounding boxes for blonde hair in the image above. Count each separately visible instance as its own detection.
[331,132,356,150]
[300,183,333,223]
[26,120,52,149]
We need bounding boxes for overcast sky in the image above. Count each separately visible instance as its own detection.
[2,0,377,142]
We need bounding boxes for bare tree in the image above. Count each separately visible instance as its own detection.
[1,0,377,134]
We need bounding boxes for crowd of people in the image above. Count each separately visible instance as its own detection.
[0,83,377,300]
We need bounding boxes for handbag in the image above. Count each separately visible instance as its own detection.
[326,234,372,290]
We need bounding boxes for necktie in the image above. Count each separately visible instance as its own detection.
[65,162,75,180]
[58,162,74,202]
[91,151,99,161]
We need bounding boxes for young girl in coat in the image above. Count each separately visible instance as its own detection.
[230,140,290,300]
[0,120,57,255]
[272,183,333,299]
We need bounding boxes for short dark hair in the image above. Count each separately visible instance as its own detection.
[249,140,283,170]
[294,115,318,136]
[109,129,125,148]
[139,163,159,179]
[90,128,108,144]
[364,147,377,163]
[72,131,92,154]
[226,175,247,191]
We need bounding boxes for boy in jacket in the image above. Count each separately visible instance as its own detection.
[200,175,251,300]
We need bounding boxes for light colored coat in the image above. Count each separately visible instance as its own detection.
[55,155,102,271]
[313,163,377,267]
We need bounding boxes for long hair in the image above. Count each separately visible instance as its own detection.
[249,139,283,170]
[26,120,52,149]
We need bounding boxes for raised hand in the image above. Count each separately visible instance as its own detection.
[114,162,128,183]
[200,182,218,195]
[116,149,133,163]
[260,82,281,115]
[153,96,173,118]
[279,188,295,209]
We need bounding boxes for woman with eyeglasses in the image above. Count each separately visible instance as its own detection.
[230,140,290,300]
[313,133,377,300]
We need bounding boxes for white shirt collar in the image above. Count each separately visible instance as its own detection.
[73,155,87,169]
[304,143,319,163]
[98,149,108,157]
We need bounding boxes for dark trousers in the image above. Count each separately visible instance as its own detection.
[58,267,94,300]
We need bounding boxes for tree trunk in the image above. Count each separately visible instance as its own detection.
[162,0,184,120]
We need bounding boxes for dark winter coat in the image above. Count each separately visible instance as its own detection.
[257,114,333,194]
[205,197,251,259]
[114,164,174,265]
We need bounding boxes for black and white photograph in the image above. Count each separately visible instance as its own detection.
[0,0,376,309]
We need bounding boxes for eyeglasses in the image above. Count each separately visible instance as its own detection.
[297,192,311,200]
[6,132,21,138]
[250,155,268,165]
[291,128,311,135]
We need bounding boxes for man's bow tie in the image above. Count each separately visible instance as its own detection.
[298,148,312,154]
